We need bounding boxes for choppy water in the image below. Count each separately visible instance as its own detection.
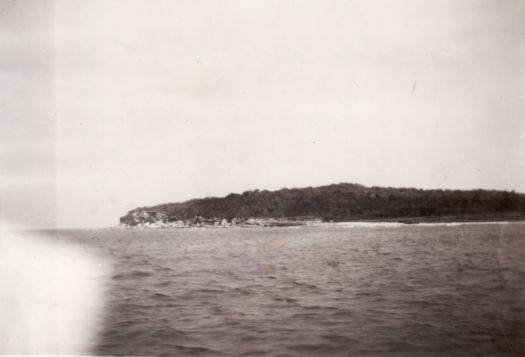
[59,223,525,356]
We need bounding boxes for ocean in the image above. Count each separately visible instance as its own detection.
[45,223,525,355]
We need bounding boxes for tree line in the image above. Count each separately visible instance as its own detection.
[121,183,525,224]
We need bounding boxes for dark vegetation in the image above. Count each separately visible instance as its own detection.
[121,183,525,225]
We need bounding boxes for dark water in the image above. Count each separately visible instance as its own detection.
[62,223,525,356]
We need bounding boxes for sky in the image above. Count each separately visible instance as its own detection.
[0,0,524,228]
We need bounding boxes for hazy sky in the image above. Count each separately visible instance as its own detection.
[1,0,524,228]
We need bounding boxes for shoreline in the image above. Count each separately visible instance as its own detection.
[116,217,525,230]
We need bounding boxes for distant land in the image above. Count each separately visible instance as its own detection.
[119,183,525,228]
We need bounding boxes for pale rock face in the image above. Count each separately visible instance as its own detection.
[119,214,316,229]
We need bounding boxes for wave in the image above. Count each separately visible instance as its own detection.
[113,270,154,279]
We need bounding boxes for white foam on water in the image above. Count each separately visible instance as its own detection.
[413,221,521,227]
[329,221,406,228]
[318,220,524,228]
[0,222,110,355]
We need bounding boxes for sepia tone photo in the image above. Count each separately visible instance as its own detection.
[1,0,524,356]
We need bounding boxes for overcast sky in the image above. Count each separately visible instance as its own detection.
[1,0,524,228]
